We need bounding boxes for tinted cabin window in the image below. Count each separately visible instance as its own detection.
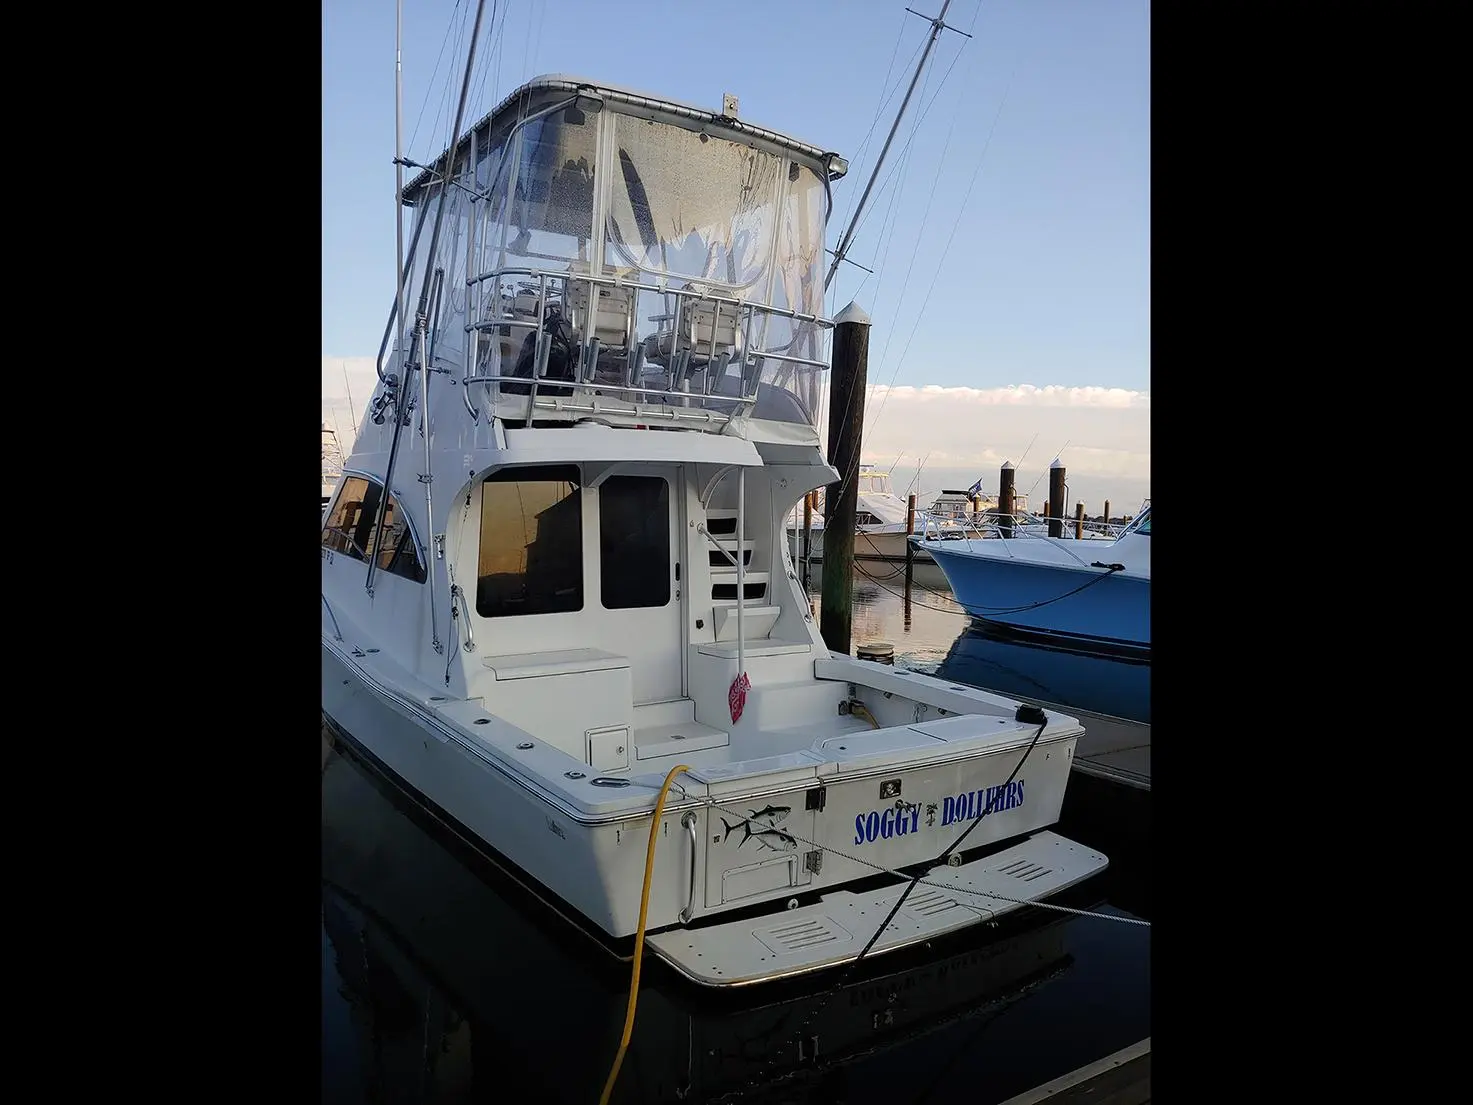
[322,477,378,560]
[374,497,427,583]
[600,476,670,609]
[321,476,426,583]
[478,466,583,617]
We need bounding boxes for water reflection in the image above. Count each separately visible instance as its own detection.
[802,561,1149,724]
[936,628,1150,724]
[322,727,1150,1105]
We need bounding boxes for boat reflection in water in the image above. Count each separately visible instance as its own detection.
[935,625,1151,725]
[322,726,1097,1105]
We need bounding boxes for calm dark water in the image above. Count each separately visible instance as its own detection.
[322,571,1150,1104]
[810,560,1150,724]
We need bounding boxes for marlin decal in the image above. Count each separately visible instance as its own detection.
[719,805,795,848]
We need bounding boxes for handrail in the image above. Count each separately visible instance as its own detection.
[444,569,476,688]
[461,371,758,409]
[914,509,1126,558]
[462,264,830,424]
[467,265,834,329]
[452,582,476,652]
[679,811,698,923]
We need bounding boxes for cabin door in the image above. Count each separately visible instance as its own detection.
[596,468,684,703]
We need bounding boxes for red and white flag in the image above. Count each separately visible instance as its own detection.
[728,671,751,725]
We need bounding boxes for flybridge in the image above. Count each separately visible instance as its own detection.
[399,74,849,206]
[369,75,848,443]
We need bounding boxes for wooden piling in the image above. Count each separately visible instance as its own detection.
[820,301,871,656]
[999,460,1015,538]
[1048,459,1066,539]
[1075,501,1085,540]
[903,490,916,627]
[1104,499,1111,527]
[905,492,916,575]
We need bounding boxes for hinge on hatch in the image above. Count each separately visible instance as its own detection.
[805,849,823,874]
[805,785,826,811]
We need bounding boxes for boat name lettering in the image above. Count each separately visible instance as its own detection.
[852,782,1026,846]
[942,781,1025,826]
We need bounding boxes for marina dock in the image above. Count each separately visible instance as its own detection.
[995,1038,1151,1105]
[1071,708,1150,791]
[1005,697,1149,790]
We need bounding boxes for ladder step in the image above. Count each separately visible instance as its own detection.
[710,570,770,585]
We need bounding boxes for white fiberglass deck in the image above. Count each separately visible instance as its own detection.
[647,831,1106,986]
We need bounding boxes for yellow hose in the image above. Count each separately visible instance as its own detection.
[851,701,881,729]
[598,762,692,1105]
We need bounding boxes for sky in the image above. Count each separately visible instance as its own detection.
[322,0,1150,515]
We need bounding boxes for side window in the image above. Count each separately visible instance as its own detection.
[322,475,426,583]
[322,477,377,560]
[478,465,583,617]
[376,497,428,583]
[600,475,670,609]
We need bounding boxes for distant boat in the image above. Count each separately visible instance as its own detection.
[786,465,980,564]
[917,505,1151,657]
[322,423,345,512]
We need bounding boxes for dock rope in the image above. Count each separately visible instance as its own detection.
[681,708,1147,931]
[676,711,1070,1100]
[597,762,691,1105]
[696,791,1148,926]
[599,714,1145,1104]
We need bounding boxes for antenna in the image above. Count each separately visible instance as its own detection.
[389,0,406,388]
[909,448,932,494]
[1025,440,1069,495]
[1016,431,1038,470]
[342,359,359,439]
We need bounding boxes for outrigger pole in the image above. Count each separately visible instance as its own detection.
[824,1,970,290]
[365,0,489,657]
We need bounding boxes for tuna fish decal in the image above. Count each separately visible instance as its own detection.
[719,805,797,852]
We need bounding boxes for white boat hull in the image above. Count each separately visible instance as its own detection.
[787,526,942,564]
[322,642,679,941]
[321,71,1113,991]
[324,639,1106,984]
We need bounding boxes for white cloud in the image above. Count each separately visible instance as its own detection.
[869,383,1149,411]
[846,383,1150,516]
[321,356,381,447]
[851,382,1148,472]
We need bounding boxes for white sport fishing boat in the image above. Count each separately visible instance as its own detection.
[322,422,345,511]
[321,62,1107,989]
[786,465,977,565]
